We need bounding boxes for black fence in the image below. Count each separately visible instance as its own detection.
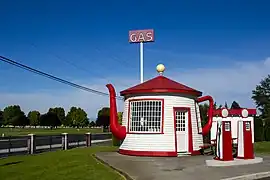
[0,133,112,157]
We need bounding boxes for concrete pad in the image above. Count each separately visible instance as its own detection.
[95,152,270,180]
[206,157,264,167]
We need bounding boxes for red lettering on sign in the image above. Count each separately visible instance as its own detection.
[129,29,154,43]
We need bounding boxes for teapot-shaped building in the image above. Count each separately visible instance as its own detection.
[106,64,214,157]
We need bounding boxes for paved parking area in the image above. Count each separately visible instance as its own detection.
[95,152,270,180]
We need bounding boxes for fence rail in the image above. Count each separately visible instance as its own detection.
[0,133,112,157]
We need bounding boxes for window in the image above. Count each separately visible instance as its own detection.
[175,111,186,131]
[129,100,163,133]
[245,122,250,131]
[225,122,230,131]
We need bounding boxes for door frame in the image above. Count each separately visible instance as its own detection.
[173,107,193,154]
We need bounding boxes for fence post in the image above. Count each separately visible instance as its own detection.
[8,136,11,154]
[28,134,36,154]
[49,136,52,151]
[62,133,68,150]
[85,133,92,147]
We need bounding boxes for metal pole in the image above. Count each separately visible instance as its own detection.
[140,42,144,83]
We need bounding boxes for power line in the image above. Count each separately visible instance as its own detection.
[28,43,131,88]
[94,48,136,69]
[0,55,124,100]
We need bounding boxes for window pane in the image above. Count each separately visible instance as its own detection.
[129,100,162,133]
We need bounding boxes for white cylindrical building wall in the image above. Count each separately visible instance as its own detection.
[119,95,204,153]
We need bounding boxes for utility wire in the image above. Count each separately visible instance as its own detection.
[28,43,132,88]
[94,48,136,69]
[30,43,128,86]
[0,55,124,100]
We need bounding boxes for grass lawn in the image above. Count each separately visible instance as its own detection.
[0,127,103,136]
[0,146,123,180]
[254,141,270,154]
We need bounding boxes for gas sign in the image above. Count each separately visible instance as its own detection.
[129,29,154,43]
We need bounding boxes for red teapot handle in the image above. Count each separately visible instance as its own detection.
[197,95,214,135]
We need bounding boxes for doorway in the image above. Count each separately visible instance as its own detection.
[174,108,189,153]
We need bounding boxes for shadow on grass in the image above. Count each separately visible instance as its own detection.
[0,161,23,167]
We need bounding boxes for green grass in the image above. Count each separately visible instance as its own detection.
[254,141,270,154]
[0,127,103,136]
[0,146,123,180]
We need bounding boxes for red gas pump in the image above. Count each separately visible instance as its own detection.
[237,109,254,159]
[237,111,254,159]
[215,109,234,161]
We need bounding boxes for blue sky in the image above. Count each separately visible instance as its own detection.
[0,0,270,118]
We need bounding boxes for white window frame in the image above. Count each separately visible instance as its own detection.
[128,99,163,133]
[175,111,187,132]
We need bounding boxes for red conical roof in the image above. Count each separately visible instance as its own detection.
[120,75,202,96]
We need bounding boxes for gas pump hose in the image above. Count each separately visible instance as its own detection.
[215,124,222,159]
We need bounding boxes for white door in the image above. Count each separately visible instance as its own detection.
[175,110,188,153]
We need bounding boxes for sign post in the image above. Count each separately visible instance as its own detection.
[129,29,154,83]
[140,42,143,83]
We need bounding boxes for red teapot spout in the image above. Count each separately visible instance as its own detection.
[197,95,214,136]
[106,84,126,140]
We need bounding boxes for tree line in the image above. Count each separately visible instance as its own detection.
[1,74,269,141]
[0,106,92,128]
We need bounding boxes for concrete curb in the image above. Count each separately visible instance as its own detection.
[221,171,270,180]
[206,157,263,167]
[93,153,133,180]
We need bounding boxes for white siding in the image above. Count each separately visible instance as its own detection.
[195,102,202,133]
[119,95,204,152]
[210,116,255,144]
[211,119,219,142]
[237,120,244,157]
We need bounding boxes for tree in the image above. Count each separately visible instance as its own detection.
[66,107,88,128]
[252,74,270,141]
[214,102,217,109]
[112,112,123,146]
[28,111,40,127]
[96,107,110,127]
[48,107,66,125]
[199,103,210,143]
[231,101,241,109]
[10,114,29,127]
[224,102,228,109]
[254,116,264,142]
[40,112,61,128]
[97,107,110,117]
[0,110,3,127]
[89,121,96,127]
[3,105,25,125]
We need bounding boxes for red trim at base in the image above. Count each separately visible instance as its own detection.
[190,150,201,155]
[236,156,254,159]
[119,149,177,157]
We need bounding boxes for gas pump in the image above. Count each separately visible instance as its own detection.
[237,109,254,159]
[215,109,233,161]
